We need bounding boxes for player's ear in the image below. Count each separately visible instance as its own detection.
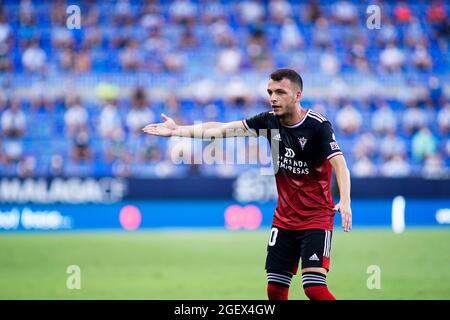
[295,89,302,102]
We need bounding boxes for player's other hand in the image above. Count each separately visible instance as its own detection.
[334,202,352,232]
[142,113,178,137]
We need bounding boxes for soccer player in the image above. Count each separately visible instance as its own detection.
[143,68,352,300]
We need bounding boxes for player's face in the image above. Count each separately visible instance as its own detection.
[267,78,301,117]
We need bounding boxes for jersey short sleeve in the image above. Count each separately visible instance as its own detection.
[318,121,343,160]
[242,112,271,136]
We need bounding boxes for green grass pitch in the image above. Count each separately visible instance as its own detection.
[0,228,449,299]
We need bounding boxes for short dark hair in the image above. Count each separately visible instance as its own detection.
[269,68,303,91]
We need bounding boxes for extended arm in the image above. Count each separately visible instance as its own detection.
[329,154,352,232]
[142,113,254,138]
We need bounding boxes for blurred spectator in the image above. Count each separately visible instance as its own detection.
[246,29,272,70]
[98,101,123,140]
[120,40,144,71]
[404,17,426,48]
[372,103,397,134]
[313,17,332,49]
[239,1,265,25]
[179,26,198,48]
[394,2,412,24]
[437,102,450,134]
[51,22,74,49]
[210,18,236,47]
[380,155,411,177]
[217,46,242,73]
[0,43,11,72]
[378,19,399,45]
[353,133,376,158]
[2,139,23,164]
[422,154,447,178]
[412,45,432,71]
[332,1,358,25]
[0,11,11,45]
[412,127,437,161]
[1,99,26,138]
[427,76,443,106]
[445,140,450,160]
[169,0,197,25]
[280,19,304,50]
[126,87,155,135]
[113,0,134,26]
[202,0,226,24]
[50,153,64,176]
[320,49,340,75]
[64,96,88,137]
[22,40,47,73]
[380,44,405,72]
[352,156,377,177]
[302,1,322,24]
[380,132,407,160]
[71,129,92,162]
[427,1,447,24]
[139,135,162,163]
[103,129,127,163]
[403,104,428,134]
[162,51,185,73]
[50,0,66,25]
[269,0,292,24]
[74,48,92,73]
[17,155,36,177]
[335,104,362,135]
[224,77,252,107]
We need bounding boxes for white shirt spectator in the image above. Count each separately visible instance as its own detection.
[0,21,11,44]
[412,45,432,70]
[320,51,340,75]
[381,155,411,177]
[217,47,242,73]
[239,1,265,24]
[22,43,47,72]
[64,104,88,134]
[280,19,303,49]
[211,18,235,46]
[126,107,155,134]
[352,156,377,177]
[403,106,428,132]
[378,22,398,44]
[380,133,406,160]
[438,103,450,133]
[99,103,123,138]
[169,0,197,21]
[372,104,397,133]
[380,45,405,71]
[333,1,358,23]
[422,154,447,179]
[335,104,362,134]
[269,0,292,22]
[1,106,26,135]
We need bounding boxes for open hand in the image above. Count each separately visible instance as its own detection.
[142,113,178,137]
[334,202,352,232]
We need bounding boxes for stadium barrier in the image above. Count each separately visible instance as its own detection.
[0,198,449,232]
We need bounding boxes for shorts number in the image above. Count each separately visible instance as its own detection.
[268,227,278,246]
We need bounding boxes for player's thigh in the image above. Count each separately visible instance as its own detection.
[300,229,332,272]
[265,226,301,274]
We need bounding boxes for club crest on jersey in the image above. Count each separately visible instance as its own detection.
[284,148,295,158]
[298,137,308,150]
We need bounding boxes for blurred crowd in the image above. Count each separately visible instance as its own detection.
[0,0,449,178]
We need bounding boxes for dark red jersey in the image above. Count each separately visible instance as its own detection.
[243,109,343,231]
